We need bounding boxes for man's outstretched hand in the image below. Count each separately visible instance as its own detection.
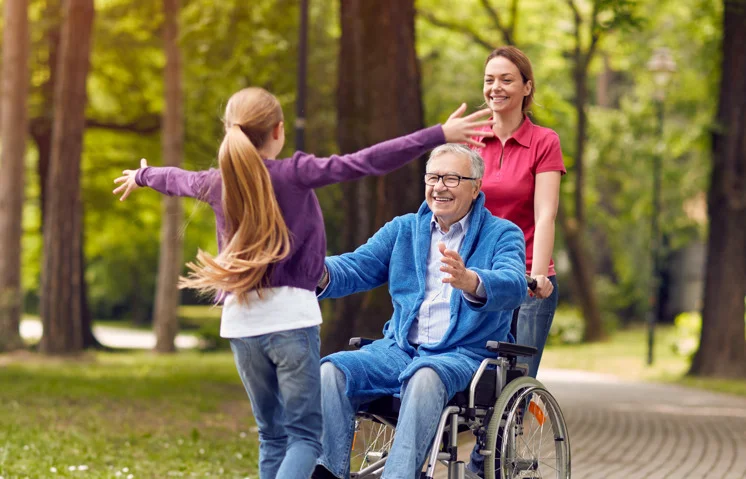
[438,242,479,296]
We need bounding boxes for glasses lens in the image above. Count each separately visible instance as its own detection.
[424,174,438,185]
[443,175,460,187]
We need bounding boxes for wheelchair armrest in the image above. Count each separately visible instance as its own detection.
[349,337,375,349]
[486,340,537,358]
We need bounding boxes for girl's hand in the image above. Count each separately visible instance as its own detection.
[442,103,495,148]
[530,274,554,299]
[113,158,148,201]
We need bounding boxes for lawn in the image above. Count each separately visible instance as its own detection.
[0,351,257,479]
[541,325,746,397]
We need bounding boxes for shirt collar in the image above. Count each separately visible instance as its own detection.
[431,206,473,235]
[475,114,534,148]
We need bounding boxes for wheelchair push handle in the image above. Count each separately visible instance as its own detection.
[526,274,538,292]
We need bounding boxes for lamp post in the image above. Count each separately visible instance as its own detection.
[645,47,676,365]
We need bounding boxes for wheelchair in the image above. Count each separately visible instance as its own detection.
[347,308,571,479]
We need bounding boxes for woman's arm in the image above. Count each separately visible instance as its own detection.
[531,170,561,297]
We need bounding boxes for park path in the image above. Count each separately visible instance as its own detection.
[19,318,200,349]
[434,369,746,479]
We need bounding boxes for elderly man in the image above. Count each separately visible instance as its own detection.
[313,144,527,479]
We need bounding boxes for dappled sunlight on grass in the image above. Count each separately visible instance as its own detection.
[0,351,258,478]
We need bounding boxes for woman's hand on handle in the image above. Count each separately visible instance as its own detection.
[113,158,148,201]
[529,274,553,299]
[441,103,495,148]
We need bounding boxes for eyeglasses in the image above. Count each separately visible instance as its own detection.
[424,173,478,188]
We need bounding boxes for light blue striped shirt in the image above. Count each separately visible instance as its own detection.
[407,210,486,345]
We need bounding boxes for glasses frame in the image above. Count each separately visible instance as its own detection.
[423,173,478,188]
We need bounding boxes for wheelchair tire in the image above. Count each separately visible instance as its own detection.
[484,377,570,479]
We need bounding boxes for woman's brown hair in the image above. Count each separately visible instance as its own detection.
[485,46,535,113]
[179,87,291,302]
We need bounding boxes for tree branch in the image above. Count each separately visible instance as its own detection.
[508,0,519,44]
[478,0,513,45]
[417,9,495,51]
[85,116,161,134]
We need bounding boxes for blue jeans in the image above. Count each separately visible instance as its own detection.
[230,326,322,479]
[467,276,559,475]
[516,275,559,378]
[317,362,448,479]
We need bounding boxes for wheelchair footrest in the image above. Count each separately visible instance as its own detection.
[486,340,537,358]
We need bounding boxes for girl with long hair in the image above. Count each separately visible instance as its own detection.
[113,87,493,479]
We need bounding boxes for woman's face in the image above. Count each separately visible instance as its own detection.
[483,56,532,115]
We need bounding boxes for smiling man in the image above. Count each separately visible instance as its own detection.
[312,144,528,479]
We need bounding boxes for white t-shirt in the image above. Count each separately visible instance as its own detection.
[219,287,323,338]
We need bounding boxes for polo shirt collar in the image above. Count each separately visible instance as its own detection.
[511,114,534,148]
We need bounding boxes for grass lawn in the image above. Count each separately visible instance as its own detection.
[541,325,746,397]
[0,351,257,479]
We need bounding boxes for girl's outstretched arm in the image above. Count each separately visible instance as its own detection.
[113,158,219,204]
[287,104,495,189]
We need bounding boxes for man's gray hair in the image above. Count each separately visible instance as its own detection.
[427,144,485,179]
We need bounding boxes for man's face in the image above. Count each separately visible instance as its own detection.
[425,152,481,230]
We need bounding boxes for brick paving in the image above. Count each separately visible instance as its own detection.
[433,369,746,479]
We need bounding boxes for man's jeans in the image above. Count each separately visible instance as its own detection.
[230,326,322,479]
[317,362,448,479]
[468,276,559,475]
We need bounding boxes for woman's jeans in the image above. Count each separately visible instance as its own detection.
[467,276,559,475]
[230,326,322,479]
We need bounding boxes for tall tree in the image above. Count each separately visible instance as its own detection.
[0,0,30,352]
[30,0,101,349]
[39,0,95,354]
[689,0,746,378]
[153,0,184,353]
[322,0,424,354]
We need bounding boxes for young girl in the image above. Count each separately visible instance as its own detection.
[113,87,493,479]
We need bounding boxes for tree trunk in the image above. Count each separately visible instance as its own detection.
[0,0,30,352]
[322,0,424,355]
[562,51,605,341]
[39,0,95,355]
[32,0,100,349]
[153,0,184,353]
[689,0,746,378]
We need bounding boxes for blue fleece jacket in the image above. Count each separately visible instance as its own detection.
[320,192,527,400]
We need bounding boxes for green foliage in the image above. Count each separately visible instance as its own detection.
[672,309,746,357]
[14,0,723,330]
[547,306,585,345]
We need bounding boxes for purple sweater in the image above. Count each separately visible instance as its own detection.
[135,125,446,292]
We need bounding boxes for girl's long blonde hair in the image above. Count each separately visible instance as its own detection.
[179,88,291,302]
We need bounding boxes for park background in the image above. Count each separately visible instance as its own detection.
[0,0,745,477]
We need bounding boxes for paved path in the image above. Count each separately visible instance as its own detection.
[20,319,200,349]
[434,369,746,479]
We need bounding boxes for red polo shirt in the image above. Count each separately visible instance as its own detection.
[473,116,566,276]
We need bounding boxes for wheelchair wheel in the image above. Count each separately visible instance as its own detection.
[349,416,396,478]
[484,377,570,479]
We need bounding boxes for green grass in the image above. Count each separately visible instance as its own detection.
[542,325,746,397]
[0,351,257,479]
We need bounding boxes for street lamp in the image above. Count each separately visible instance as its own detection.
[645,47,676,365]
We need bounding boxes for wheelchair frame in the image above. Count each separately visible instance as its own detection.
[347,338,571,479]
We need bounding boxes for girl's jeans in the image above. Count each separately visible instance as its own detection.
[230,325,322,479]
